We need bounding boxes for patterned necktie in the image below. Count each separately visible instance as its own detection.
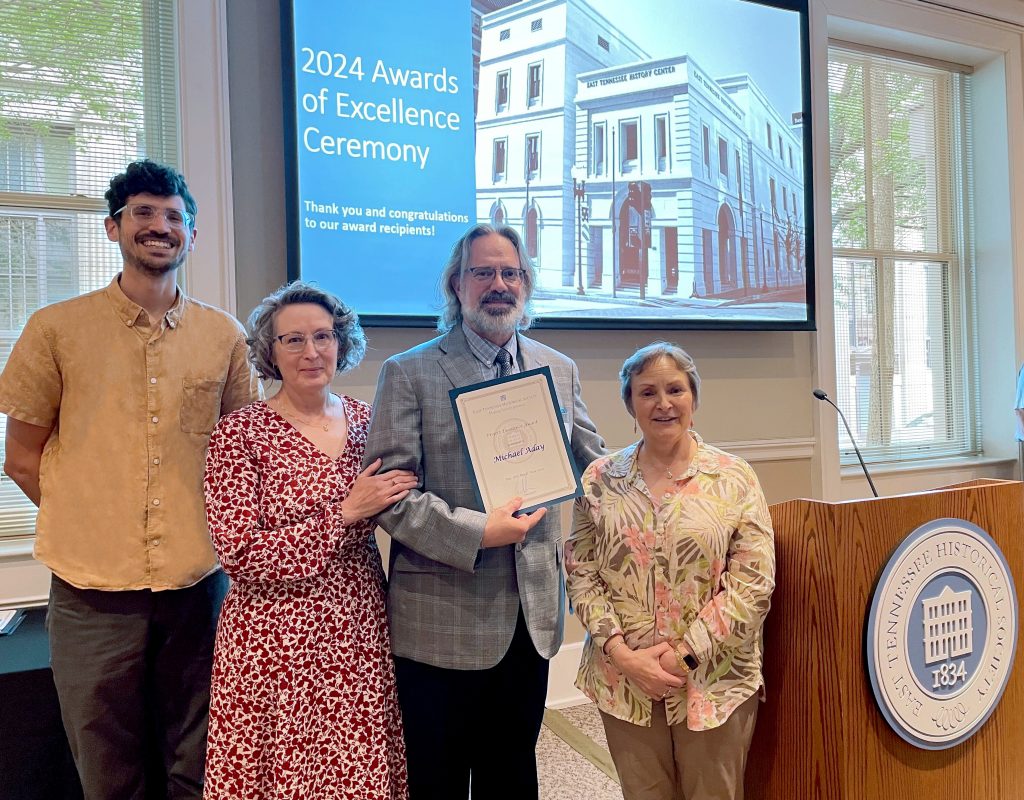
[495,348,513,378]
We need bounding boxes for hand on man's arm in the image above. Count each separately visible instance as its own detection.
[3,417,53,506]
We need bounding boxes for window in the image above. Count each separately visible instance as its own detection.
[598,35,610,52]
[702,125,711,176]
[778,134,783,161]
[766,122,773,152]
[0,124,74,194]
[782,186,788,214]
[718,137,728,178]
[492,138,507,182]
[829,45,977,463]
[620,120,638,173]
[655,114,669,172]
[789,145,794,170]
[769,177,777,213]
[592,122,606,176]
[499,28,510,41]
[0,0,181,540]
[527,62,542,106]
[525,134,540,181]
[531,18,543,32]
[496,70,510,113]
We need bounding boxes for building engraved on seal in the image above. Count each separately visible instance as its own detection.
[865,518,1018,749]
[923,586,972,665]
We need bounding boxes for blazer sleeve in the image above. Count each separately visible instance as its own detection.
[363,356,487,573]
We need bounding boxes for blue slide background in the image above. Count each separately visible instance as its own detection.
[293,0,476,317]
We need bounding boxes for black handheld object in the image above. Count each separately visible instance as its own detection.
[812,388,879,498]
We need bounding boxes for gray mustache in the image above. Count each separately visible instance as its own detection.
[482,291,516,304]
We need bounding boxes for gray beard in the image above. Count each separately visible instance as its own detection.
[462,303,524,340]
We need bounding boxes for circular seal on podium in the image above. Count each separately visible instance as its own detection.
[866,518,1018,749]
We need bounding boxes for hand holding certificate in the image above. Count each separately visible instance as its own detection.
[450,367,583,515]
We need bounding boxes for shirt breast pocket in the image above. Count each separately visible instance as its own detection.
[180,377,224,434]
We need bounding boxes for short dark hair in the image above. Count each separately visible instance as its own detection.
[104,159,197,222]
[246,281,366,381]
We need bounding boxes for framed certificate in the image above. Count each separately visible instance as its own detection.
[449,367,583,514]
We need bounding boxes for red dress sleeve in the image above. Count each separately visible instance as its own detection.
[203,410,346,583]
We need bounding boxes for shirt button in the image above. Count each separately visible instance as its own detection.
[150,377,157,384]
[152,538,161,547]
[152,458,160,466]
[152,499,161,506]
[152,416,159,424]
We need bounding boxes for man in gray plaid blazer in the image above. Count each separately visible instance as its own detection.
[365,224,605,800]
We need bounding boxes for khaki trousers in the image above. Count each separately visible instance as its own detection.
[600,693,759,800]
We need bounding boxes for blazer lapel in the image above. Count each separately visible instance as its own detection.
[517,333,537,371]
[437,327,484,390]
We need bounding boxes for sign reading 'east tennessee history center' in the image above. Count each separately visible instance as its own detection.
[866,518,1018,749]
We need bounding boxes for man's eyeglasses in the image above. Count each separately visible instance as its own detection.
[465,267,526,285]
[112,204,195,229]
[274,329,338,353]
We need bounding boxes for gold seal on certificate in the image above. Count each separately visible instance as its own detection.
[449,367,583,514]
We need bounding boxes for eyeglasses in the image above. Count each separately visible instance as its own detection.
[465,267,527,285]
[112,204,195,229]
[274,329,337,353]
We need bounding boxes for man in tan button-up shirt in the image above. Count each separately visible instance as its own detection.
[0,160,260,799]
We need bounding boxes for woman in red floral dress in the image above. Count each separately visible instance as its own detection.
[202,282,416,799]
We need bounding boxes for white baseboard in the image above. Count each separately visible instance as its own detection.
[546,640,589,709]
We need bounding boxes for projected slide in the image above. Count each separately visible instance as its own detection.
[285,0,814,330]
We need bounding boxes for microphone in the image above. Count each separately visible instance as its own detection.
[812,388,879,498]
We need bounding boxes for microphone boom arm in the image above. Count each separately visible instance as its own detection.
[813,389,879,498]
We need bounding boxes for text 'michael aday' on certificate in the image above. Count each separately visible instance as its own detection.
[449,367,583,515]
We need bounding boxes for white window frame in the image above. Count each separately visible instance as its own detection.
[493,137,508,182]
[827,44,978,468]
[592,122,606,176]
[655,114,669,173]
[619,118,639,174]
[496,70,510,113]
[527,61,543,107]
[524,133,540,181]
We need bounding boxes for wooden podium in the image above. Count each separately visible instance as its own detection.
[745,479,1024,799]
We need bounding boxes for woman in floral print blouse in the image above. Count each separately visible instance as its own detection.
[565,342,775,800]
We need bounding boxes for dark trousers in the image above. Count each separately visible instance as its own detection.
[47,571,227,800]
[394,609,549,800]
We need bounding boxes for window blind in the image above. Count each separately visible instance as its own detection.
[0,0,180,540]
[828,45,979,464]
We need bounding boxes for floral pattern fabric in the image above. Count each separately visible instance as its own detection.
[202,399,407,799]
[565,432,775,730]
